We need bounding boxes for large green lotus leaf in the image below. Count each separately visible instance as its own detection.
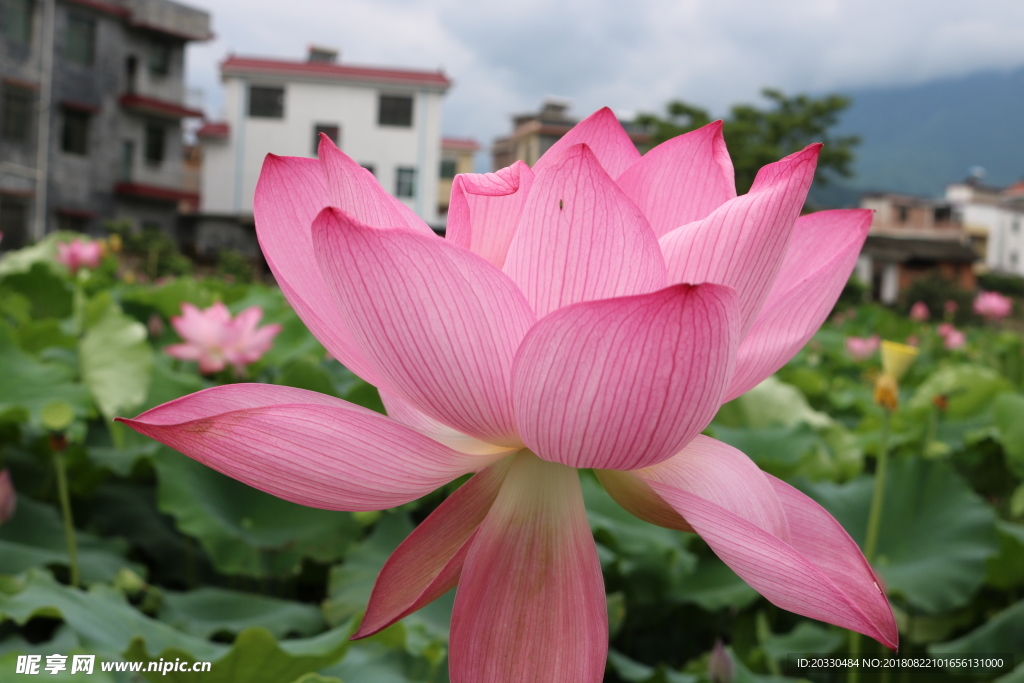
[125,624,353,683]
[14,318,77,355]
[671,555,759,612]
[997,663,1024,683]
[986,521,1024,590]
[908,363,1013,419]
[798,457,998,613]
[0,231,81,277]
[276,356,341,398]
[0,569,225,662]
[0,497,140,583]
[323,513,413,627]
[994,393,1024,476]
[583,475,696,574]
[0,321,92,424]
[713,378,862,481]
[931,600,1024,679]
[121,276,217,319]
[1,262,74,319]
[606,649,698,683]
[321,615,452,683]
[155,449,360,577]
[80,301,153,421]
[291,676,343,683]
[158,587,325,639]
[86,482,196,587]
[761,622,844,660]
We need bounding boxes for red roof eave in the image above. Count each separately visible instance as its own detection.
[66,0,131,18]
[115,182,199,204]
[119,94,203,119]
[221,57,451,89]
[197,122,229,139]
[442,137,480,152]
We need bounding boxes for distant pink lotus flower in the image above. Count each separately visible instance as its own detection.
[846,335,880,360]
[906,334,920,347]
[909,301,930,321]
[944,300,958,315]
[974,291,1013,320]
[56,238,103,274]
[0,469,16,524]
[936,322,954,338]
[165,302,281,375]
[942,327,966,350]
[120,110,895,680]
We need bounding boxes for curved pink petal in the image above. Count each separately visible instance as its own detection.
[766,473,897,648]
[512,284,738,470]
[317,135,432,234]
[532,107,640,178]
[616,121,736,237]
[445,161,534,269]
[116,384,495,511]
[503,143,667,317]
[163,343,203,362]
[379,391,517,456]
[632,437,896,648]
[660,144,820,337]
[450,452,606,683]
[312,208,536,447]
[354,458,513,639]
[254,155,389,388]
[725,209,872,400]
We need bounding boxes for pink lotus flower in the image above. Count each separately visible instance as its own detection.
[0,469,16,524]
[974,291,1013,320]
[119,110,895,680]
[845,335,880,361]
[164,302,281,375]
[909,301,930,321]
[942,327,966,350]
[944,300,958,315]
[56,238,103,274]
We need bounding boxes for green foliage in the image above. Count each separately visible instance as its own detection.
[901,273,977,324]
[979,270,1024,297]
[216,249,255,284]
[636,89,859,194]
[79,299,153,422]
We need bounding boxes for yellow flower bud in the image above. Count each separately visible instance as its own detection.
[880,340,918,381]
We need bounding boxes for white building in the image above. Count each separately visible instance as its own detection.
[946,180,1024,277]
[198,47,450,237]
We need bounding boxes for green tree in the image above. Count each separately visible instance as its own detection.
[636,88,859,194]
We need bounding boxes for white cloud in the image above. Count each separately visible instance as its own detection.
[185,0,1024,168]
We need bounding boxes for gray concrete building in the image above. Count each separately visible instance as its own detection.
[1,0,210,249]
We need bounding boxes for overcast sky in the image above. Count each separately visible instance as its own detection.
[185,0,1024,165]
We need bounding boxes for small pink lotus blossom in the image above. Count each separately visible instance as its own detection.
[0,469,16,524]
[56,238,103,274]
[942,327,966,349]
[845,335,880,360]
[909,301,930,321]
[121,110,895,681]
[974,291,1013,320]
[165,302,281,375]
[944,300,958,315]
[936,322,954,338]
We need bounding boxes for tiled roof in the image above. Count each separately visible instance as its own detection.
[221,56,451,90]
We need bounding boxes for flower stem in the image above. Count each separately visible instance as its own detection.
[849,410,892,683]
[53,450,80,588]
[864,411,892,564]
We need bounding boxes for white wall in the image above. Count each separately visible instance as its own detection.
[201,75,444,225]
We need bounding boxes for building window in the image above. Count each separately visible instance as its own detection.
[312,123,339,155]
[395,167,416,198]
[4,0,34,43]
[1013,220,1021,234]
[2,85,34,142]
[378,95,413,127]
[248,86,284,118]
[439,158,457,180]
[1012,252,1020,267]
[0,198,29,250]
[66,13,96,66]
[120,140,134,181]
[148,41,171,76]
[61,109,90,155]
[57,212,90,232]
[896,206,909,223]
[144,123,165,165]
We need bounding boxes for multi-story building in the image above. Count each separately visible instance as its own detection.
[436,136,477,216]
[854,193,978,304]
[197,47,451,246]
[491,98,651,171]
[946,178,1024,277]
[0,0,210,250]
